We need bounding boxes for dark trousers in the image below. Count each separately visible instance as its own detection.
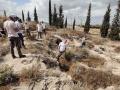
[43,29,46,35]
[9,37,22,57]
[81,42,86,48]
[57,51,65,60]
[18,33,25,48]
[38,32,42,39]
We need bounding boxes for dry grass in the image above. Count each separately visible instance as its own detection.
[0,15,7,28]
[0,65,16,86]
[92,38,108,45]
[0,46,9,56]
[76,48,90,61]
[69,64,120,90]
[19,66,43,83]
[114,46,120,53]
[81,55,105,68]
[0,85,11,90]
[0,37,8,43]
[64,50,74,61]
[26,34,37,41]
[86,41,94,49]
[26,43,44,54]
[29,21,37,31]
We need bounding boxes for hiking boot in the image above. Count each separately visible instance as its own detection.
[19,55,26,58]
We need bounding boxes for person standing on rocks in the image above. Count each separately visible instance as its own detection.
[57,39,67,61]
[15,19,26,49]
[4,16,26,59]
[36,21,43,39]
[41,21,46,36]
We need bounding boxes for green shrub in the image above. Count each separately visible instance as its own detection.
[19,66,42,82]
[0,65,14,85]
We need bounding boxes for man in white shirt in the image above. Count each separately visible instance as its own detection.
[4,16,26,59]
[15,19,26,49]
[36,21,43,39]
[24,21,30,37]
[57,40,67,61]
[41,21,46,36]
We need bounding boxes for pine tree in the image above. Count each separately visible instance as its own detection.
[84,3,91,33]
[22,10,25,22]
[73,18,76,30]
[109,0,120,40]
[59,5,64,28]
[65,17,67,28]
[52,4,58,26]
[4,10,6,17]
[26,11,31,21]
[34,6,38,22]
[49,0,52,25]
[100,4,111,38]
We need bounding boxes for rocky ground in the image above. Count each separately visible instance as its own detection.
[0,26,120,90]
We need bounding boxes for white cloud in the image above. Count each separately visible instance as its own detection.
[0,0,119,25]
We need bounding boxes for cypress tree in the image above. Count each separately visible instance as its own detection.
[52,4,58,26]
[22,10,25,22]
[73,18,76,30]
[100,4,111,38]
[34,6,38,22]
[65,17,67,28]
[4,10,6,17]
[49,0,52,25]
[109,0,120,40]
[27,11,31,21]
[59,5,64,28]
[84,3,91,33]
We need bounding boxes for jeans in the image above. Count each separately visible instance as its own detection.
[9,37,22,57]
[18,33,25,48]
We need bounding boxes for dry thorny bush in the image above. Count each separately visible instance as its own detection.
[69,64,120,90]
[81,55,105,68]
[0,46,9,56]
[0,65,18,86]
[19,66,43,83]
[26,43,44,54]
[92,38,108,45]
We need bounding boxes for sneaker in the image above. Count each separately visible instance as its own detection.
[19,55,26,58]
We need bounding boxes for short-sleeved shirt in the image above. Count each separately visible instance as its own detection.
[24,24,29,29]
[59,42,66,52]
[36,24,42,32]
[82,37,85,43]
[42,23,46,29]
[15,21,23,34]
[4,20,18,37]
